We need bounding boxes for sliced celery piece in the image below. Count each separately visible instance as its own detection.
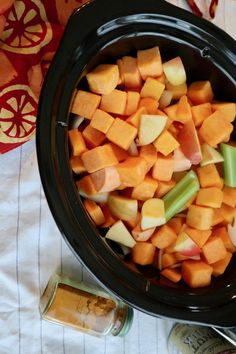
[220,143,236,187]
[163,170,200,221]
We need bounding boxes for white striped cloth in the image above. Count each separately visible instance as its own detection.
[0,2,235,353]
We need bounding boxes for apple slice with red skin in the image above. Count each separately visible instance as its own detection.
[177,120,202,165]
[174,231,201,257]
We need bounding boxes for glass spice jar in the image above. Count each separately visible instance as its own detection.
[168,323,236,354]
[39,273,133,337]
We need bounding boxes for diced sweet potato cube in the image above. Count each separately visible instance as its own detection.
[90,166,121,193]
[106,143,128,162]
[131,241,156,265]
[196,187,223,208]
[126,106,147,128]
[167,217,184,234]
[131,176,158,201]
[165,82,187,100]
[117,157,148,187]
[139,144,157,171]
[191,103,212,127]
[161,267,182,283]
[124,211,141,230]
[122,56,142,90]
[153,130,179,156]
[140,77,165,101]
[137,46,163,80]
[90,109,114,134]
[83,199,105,225]
[100,204,117,228]
[222,185,236,207]
[151,224,177,249]
[68,129,87,156]
[76,175,97,195]
[164,103,178,121]
[212,252,232,277]
[212,208,225,227]
[186,205,214,230]
[106,118,137,150]
[155,179,176,198]
[198,111,233,147]
[70,156,86,175]
[125,91,140,115]
[197,163,222,188]
[185,227,211,248]
[202,236,227,264]
[81,144,118,173]
[211,102,236,122]
[187,80,214,105]
[175,95,192,124]
[211,226,236,253]
[152,154,174,181]
[82,124,106,148]
[219,203,235,225]
[86,64,119,95]
[100,89,127,115]
[162,253,178,268]
[71,90,101,119]
[138,97,159,114]
[117,58,125,86]
[182,260,213,288]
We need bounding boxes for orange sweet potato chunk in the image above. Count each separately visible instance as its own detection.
[81,145,118,173]
[165,82,187,100]
[198,111,233,147]
[71,90,101,119]
[126,106,147,128]
[106,118,137,150]
[122,56,142,90]
[125,91,140,115]
[82,124,106,148]
[107,142,128,162]
[185,227,211,248]
[155,180,176,198]
[83,199,105,225]
[76,175,97,195]
[182,260,213,288]
[161,253,177,268]
[191,102,212,127]
[70,156,86,175]
[139,144,157,171]
[138,97,159,114]
[222,185,236,207]
[86,64,119,95]
[186,205,214,230]
[196,163,222,188]
[202,236,227,264]
[140,77,165,101]
[151,224,177,249]
[100,89,127,115]
[211,102,236,122]
[212,252,232,277]
[152,154,174,181]
[137,46,163,80]
[117,157,148,187]
[211,227,236,253]
[132,242,156,265]
[90,109,114,134]
[161,267,182,283]
[175,95,192,124]
[196,187,223,208]
[153,130,179,156]
[68,129,87,156]
[187,80,214,105]
[131,176,158,201]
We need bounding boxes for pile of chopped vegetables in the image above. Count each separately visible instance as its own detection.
[68,46,236,289]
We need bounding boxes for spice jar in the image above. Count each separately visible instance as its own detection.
[40,273,133,337]
[168,323,236,354]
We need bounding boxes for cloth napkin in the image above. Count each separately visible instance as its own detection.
[0,0,88,154]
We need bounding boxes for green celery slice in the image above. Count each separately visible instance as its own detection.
[221,143,236,187]
[163,170,200,221]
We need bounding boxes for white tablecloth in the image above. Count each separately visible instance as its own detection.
[1,1,235,353]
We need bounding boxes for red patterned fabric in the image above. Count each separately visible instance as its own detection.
[0,0,88,154]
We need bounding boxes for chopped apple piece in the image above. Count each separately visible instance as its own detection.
[138,114,167,145]
[163,56,186,86]
[107,194,138,221]
[200,143,224,167]
[105,220,136,248]
[177,120,202,165]
[173,148,191,172]
[141,198,166,230]
[174,231,201,257]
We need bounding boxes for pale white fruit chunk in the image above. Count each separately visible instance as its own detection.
[107,194,138,221]
[105,220,136,248]
[163,56,186,86]
[141,198,166,230]
[200,143,224,167]
[139,114,167,145]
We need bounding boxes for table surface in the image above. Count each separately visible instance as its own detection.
[1,1,235,353]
